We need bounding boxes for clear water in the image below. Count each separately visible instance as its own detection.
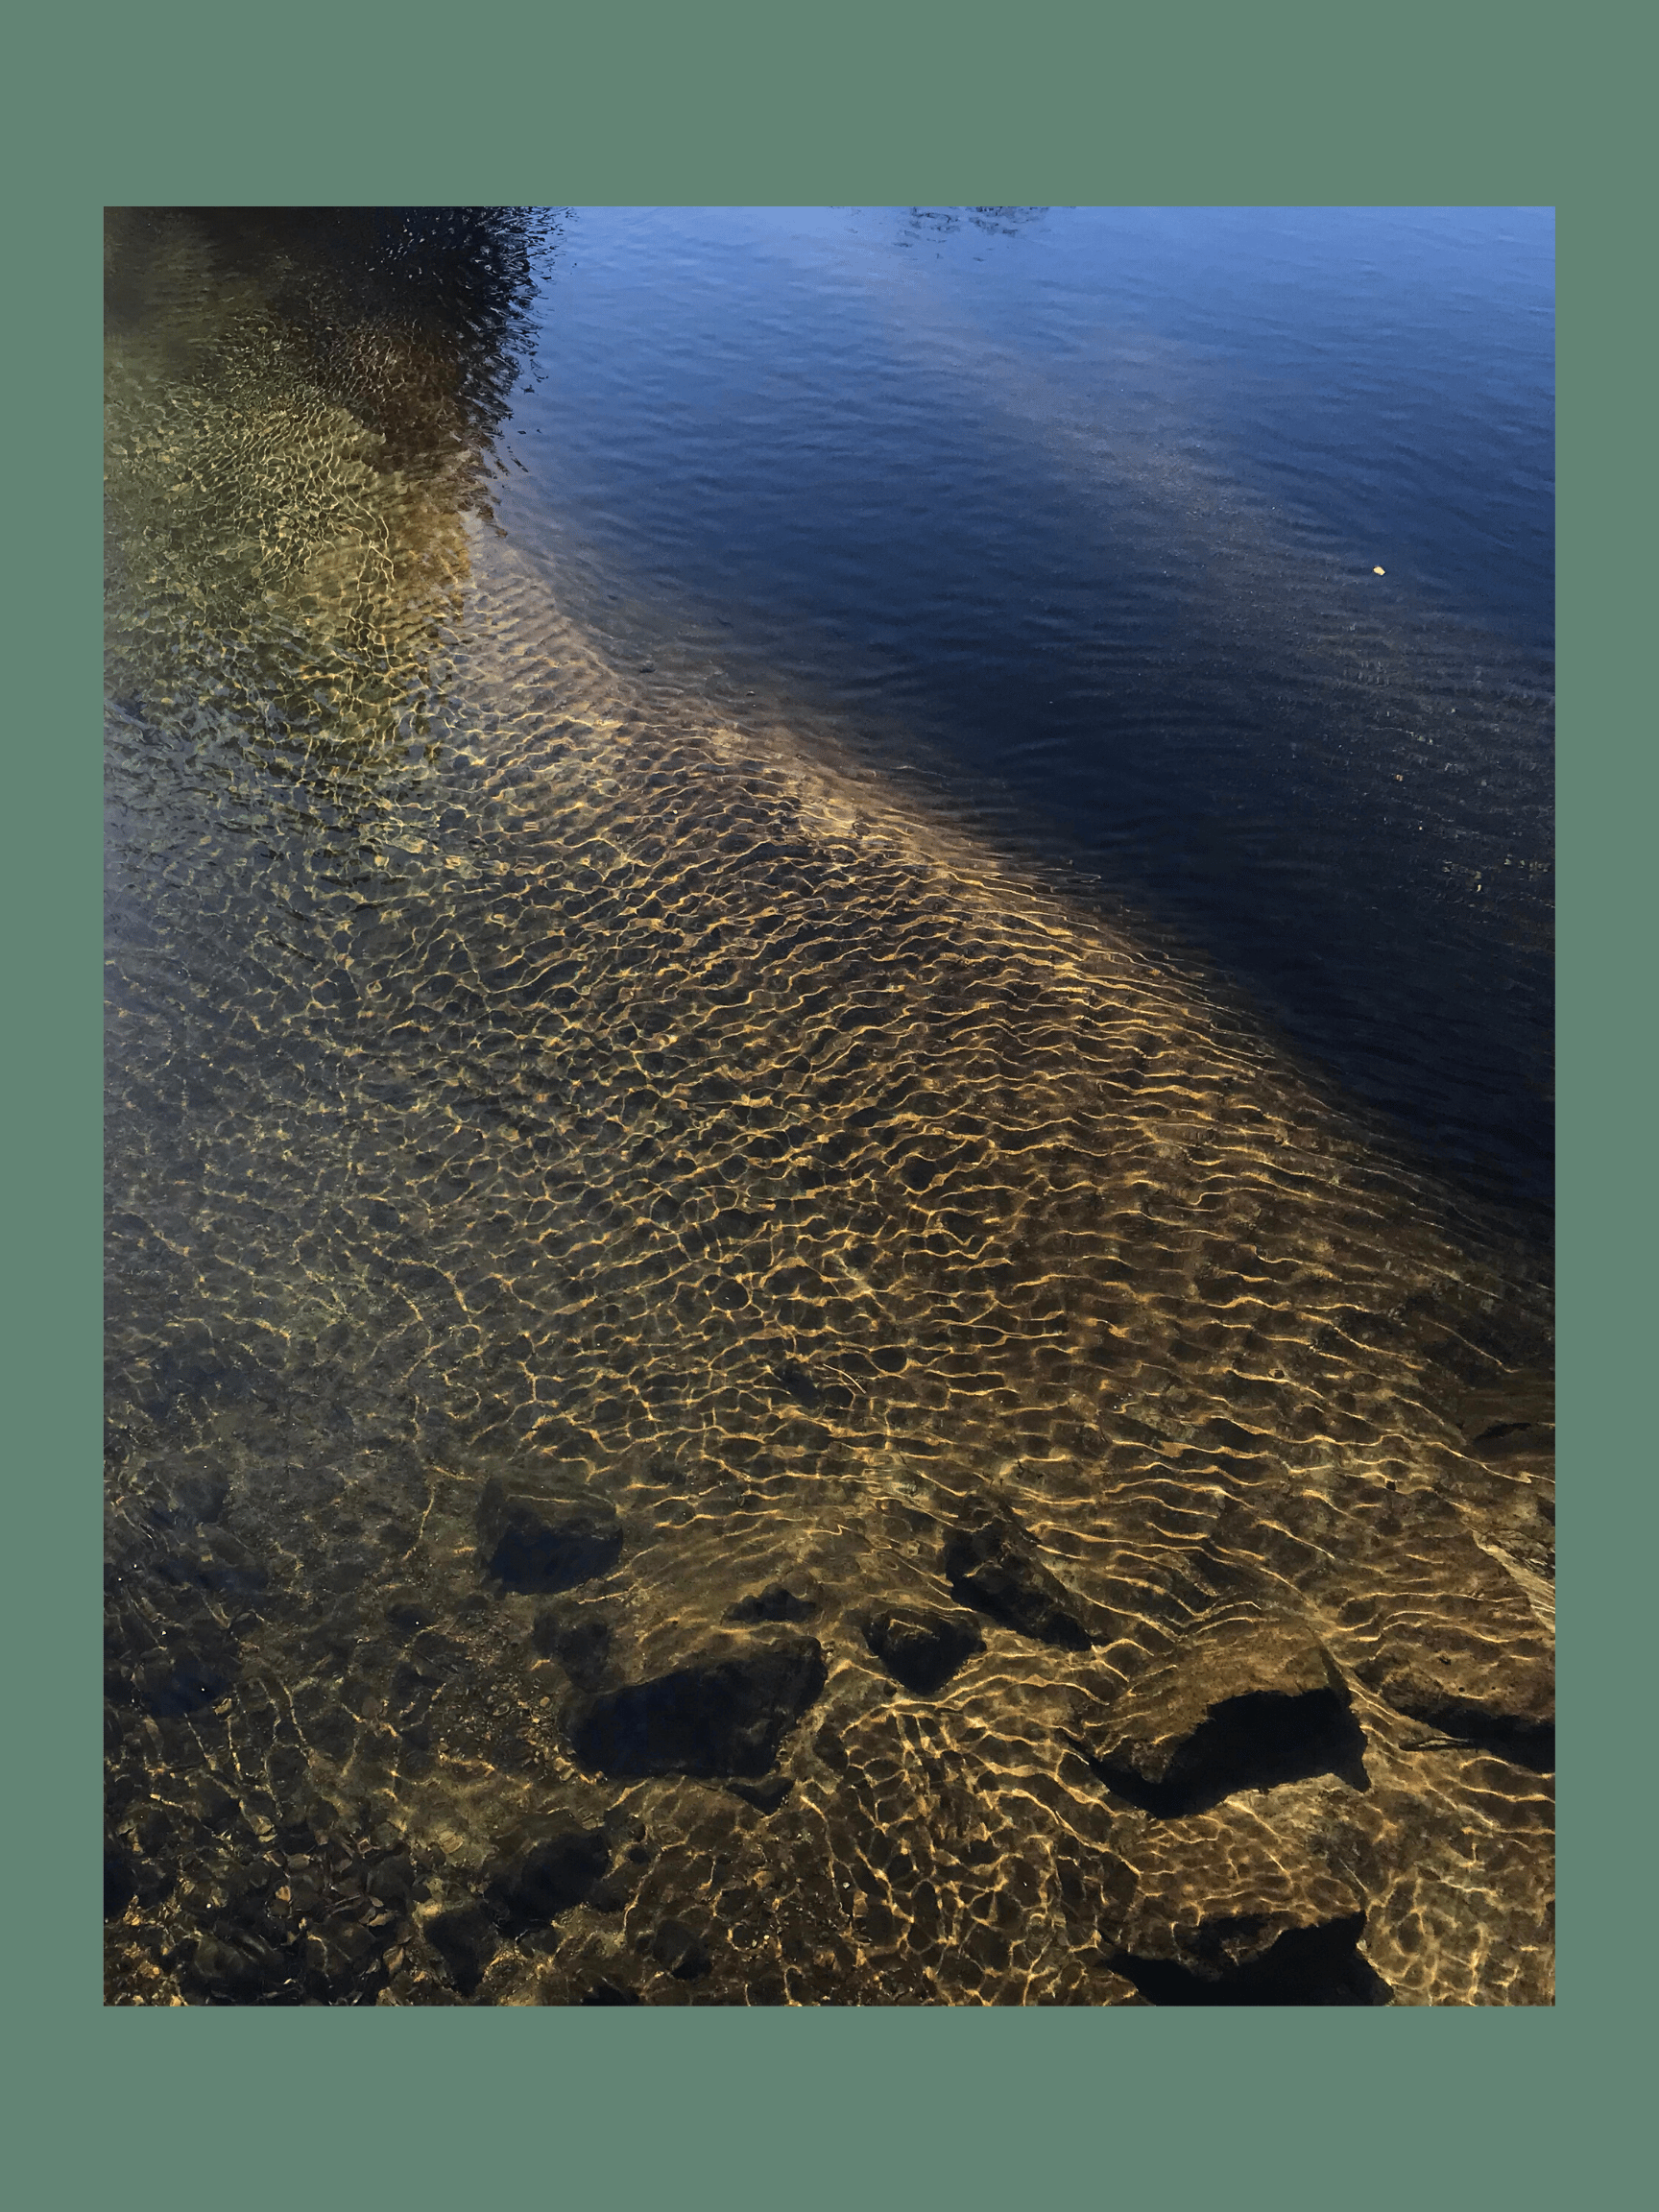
[504,205,1554,1224]
[104,207,1553,2008]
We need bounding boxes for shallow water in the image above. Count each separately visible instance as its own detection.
[104,207,1553,2006]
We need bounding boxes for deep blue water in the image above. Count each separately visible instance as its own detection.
[508,206,1552,647]
[491,206,1554,1228]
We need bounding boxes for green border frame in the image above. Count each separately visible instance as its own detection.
[12,0,1644,2200]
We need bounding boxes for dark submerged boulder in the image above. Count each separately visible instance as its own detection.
[648,1919,711,1981]
[571,1637,828,1779]
[486,1828,613,1935]
[861,1607,983,1695]
[942,1518,1092,1648]
[531,1606,614,1686]
[476,1478,623,1595]
[425,1904,498,1996]
[726,1580,817,1624]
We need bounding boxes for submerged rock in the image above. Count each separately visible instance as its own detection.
[531,1606,614,1686]
[943,1517,1092,1648]
[571,1636,828,1778]
[1076,1617,1369,1816]
[860,1607,983,1695]
[1356,1634,1554,1772]
[726,1580,818,1624]
[424,1904,498,1997]
[476,1479,623,1595]
[728,1775,794,1813]
[647,1918,712,1981]
[1110,1911,1392,2006]
[486,1828,613,1934]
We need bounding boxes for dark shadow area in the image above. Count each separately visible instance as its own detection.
[571,1639,828,1778]
[1083,1685,1370,1817]
[130,1641,239,1719]
[1110,1913,1393,2006]
[486,1829,613,1936]
[943,1520,1092,1648]
[861,1607,984,1695]
[727,1580,818,1623]
[1401,1700,1555,1775]
[647,1919,712,1981]
[531,1606,614,1686]
[727,1775,794,1813]
[104,1847,136,1920]
[477,1480,623,1595]
[426,1905,497,1998]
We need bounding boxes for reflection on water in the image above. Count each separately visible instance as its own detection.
[105,208,1553,2008]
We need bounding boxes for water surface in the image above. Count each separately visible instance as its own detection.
[104,207,1554,2008]
[501,205,1553,1223]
